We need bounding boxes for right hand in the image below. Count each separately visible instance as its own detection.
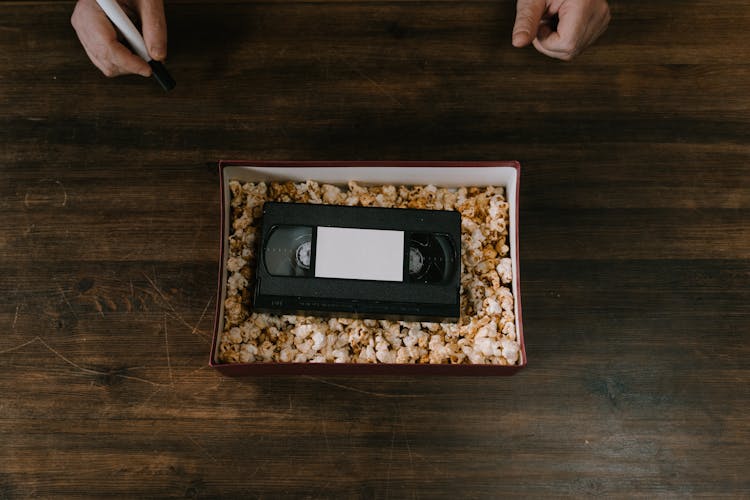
[71,0,167,77]
[512,0,610,61]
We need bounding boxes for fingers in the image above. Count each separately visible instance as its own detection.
[534,0,610,60]
[106,42,154,76]
[71,0,151,77]
[512,0,610,61]
[134,0,167,60]
[71,0,169,77]
[532,3,589,60]
[512,0,548,47]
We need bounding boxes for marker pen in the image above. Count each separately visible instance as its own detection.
[95,0,176,91]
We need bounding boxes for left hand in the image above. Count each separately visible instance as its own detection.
[512,0,611,61]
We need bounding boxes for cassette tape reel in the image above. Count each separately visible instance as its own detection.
[407,233,456,284]
[264,225,314,277]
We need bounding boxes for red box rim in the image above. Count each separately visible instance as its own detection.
[210,160,526,375]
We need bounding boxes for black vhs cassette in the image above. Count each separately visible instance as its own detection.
[253,202,462,322]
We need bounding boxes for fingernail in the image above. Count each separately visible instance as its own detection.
[150,46,166,61]
[512,32,527,47]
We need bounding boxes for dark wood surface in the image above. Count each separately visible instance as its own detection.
[2,0,749,497]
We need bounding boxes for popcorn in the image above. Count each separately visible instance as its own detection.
[484,297,502,316]
[500,339,520,364]
[227,272,248,295]
[311,331,326,351]
[239,343,258,363]
[218,179,518,365]
[227,327,242,343]
[322,184,343,204]
[496,258,513,285]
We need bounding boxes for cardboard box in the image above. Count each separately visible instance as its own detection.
[211,161,525,375]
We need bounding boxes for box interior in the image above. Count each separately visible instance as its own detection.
[214,163,523,367]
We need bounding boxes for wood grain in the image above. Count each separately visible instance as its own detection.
[1,0,749,498]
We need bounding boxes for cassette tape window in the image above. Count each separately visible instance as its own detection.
[221,181,520,366]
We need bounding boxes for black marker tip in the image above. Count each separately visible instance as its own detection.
[148,60,176,91]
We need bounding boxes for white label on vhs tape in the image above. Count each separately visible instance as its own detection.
[315,227,404,282]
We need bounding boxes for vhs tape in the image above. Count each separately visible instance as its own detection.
[253,202,462,322]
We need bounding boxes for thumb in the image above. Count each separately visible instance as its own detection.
[135,0,167,60]
[513,0,547,47]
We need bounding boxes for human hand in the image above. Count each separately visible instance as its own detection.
[71,0,167,77]
[512,0,610,61]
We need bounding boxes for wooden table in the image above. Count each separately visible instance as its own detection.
[2,0,749,497]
